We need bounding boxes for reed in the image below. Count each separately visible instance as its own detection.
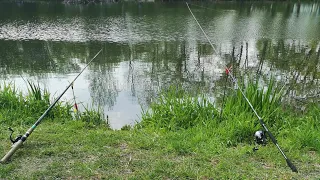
[222,76,284,124]
[141,85,218,131]
[140,77,319,150]
[0,82,21,110]
[0,82,105,127]
[79,104,108,128]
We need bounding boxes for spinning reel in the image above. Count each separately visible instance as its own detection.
[253,130,267,151]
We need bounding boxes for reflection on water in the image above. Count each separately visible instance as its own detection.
[0,2,319,129]
[0,2,319,43]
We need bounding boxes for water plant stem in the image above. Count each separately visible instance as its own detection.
[219,71,228,120]
[0,49,102,163]
[186,2,297,173]
[71,82,80,119]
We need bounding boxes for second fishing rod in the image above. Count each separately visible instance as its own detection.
[186,3,297,173]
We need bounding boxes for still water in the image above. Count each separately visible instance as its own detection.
[0,2,319,129]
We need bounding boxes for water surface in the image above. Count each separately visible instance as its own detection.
[0,2,319,129]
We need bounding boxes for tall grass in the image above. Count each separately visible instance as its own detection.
[139,77,320,151]
[218,76,286,144]
[289,104,320,151]
[0,82,107,128]
[27,80,47,101]
[0,82,21,111]
[79,103,108,128]
[140,85,218,131]
[0,82,70,125]
[222,77,284,122]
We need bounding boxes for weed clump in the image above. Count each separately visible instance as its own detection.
[0,82,72,126]
[79,105,108,128]
[139,77,320,151]
[140,85,218,131]
[0,82,107,128]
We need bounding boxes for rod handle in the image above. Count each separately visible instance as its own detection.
[286,158,298,173]
[259,119,277,144]
[0,139,23,163]
[265,129,277,144]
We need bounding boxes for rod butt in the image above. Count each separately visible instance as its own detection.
[286,158,298,173]
[1,140,23,163]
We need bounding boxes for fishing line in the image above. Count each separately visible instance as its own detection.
[186,2,298,173]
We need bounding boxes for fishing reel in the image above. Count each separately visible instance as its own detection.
[253,130,267,151]
[8,127,22,144]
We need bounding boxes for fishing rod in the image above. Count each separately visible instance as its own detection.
[0,49,102,163]
[186,3,298,173]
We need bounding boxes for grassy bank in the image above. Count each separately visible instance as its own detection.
[1,121,319,179]
[0,79,320,179]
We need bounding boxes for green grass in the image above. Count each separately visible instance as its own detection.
[0,82,71,126]
[0,79,319,179]
[140,85,218,131]
[0,121,319,179]
[0,81,107,127]
[80,103,107,128]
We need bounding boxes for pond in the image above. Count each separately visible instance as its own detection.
[0,1,319,129]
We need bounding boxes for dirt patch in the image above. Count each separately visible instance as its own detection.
[211,159,220,167]
[14,157,53,177]
[119,143,128,151]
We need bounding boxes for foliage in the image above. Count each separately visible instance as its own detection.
[0,80,319,179]
[0,81,106,127]
[289,104,320,151]
[139,77,319,151]
[222,77,284,122]
[79,104,108,128]
[140,85,218,131]
[121,124,132,130]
